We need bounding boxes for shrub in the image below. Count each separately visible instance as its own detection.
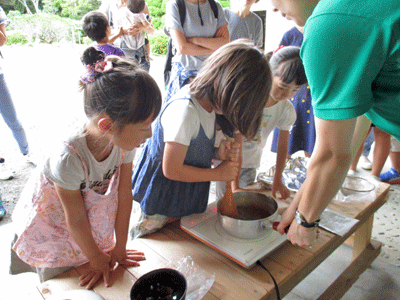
[7,12,80,44]
[220,0,231,7]
[151,15,164,30]
[148,31,169,55]
[5,31,29,45]
[82,36,93,45]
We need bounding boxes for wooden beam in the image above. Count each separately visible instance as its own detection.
[317,240,381,300]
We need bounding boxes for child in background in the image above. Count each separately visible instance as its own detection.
[131,40,272,237]
[224,0,263,49]
[380,136,400,184]
[348,125,374,174]
[82,11,125,57]
[10,48,162,289]
[271,26,315,159]
[215,46,306,200]
[114,0,154,71]
[164,0,229,102]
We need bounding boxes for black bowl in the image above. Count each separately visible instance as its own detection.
[130,268,187,300]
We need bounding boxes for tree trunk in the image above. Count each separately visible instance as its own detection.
[31,0,41,13]
[17,0,32,14]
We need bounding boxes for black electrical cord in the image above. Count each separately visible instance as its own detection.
[256,260,281,300]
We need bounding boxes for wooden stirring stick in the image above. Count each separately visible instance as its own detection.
[220,180,238,218]
[220,137,239,218]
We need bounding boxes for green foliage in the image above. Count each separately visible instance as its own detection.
[42,0,101,20]
[220,0,230,8]
[148,0,166,30]
[148,30,168,55]
[82,36,92,45]
[7,12,80,44]
[3,0,231,45]
[5,10,22,22]
[5,31,28,45]
[151,15,164,30]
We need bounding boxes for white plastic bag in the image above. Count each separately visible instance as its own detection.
[168,256,215,300]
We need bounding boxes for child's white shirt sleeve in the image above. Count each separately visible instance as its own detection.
[43,139,135,192]
[44,147,86,191]
[277,100,297,131]
[161,100,200,146]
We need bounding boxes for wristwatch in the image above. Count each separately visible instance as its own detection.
[295,209,320,228]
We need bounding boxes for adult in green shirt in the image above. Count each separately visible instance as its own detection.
[270,0,400,247]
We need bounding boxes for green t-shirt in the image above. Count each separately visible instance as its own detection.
[301,0,400,140]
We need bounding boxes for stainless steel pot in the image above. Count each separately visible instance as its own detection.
[217,191,278,239]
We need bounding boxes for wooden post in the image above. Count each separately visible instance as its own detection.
[352,215,374,260]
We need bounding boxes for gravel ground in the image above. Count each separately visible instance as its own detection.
[0,43,399,269]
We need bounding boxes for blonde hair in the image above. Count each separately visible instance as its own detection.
[190,40,272,139]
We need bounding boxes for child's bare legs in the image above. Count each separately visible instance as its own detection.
[349,127,372,172]
[145,40,152,61]
[389,151,400,173]
[349,142,364,173]
[371,127,391,178]
[380,137,400,184]
[130,201,175,239]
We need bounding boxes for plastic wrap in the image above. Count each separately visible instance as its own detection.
[258,159,376,203]
[257,157,308,191]
[168,256,215,300]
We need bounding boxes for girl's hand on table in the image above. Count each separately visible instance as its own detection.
[272,180,290,200]
[79,252,115,289]
[111,248,146,268]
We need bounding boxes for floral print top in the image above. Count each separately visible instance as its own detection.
[12,144,124,268]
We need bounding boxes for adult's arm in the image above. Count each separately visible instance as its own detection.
[170,28,214,56]
[278,115,371,246]
[187,23,229,51]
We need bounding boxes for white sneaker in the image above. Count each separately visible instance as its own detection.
[24,153,37,166]
[360,155,372,170]
[369,175,381,183]
[347,169,358,176]
[0,169,14,180]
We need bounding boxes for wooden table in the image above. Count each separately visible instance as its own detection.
[36,182,389,300]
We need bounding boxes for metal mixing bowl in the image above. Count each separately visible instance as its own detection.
[217,191,278,239]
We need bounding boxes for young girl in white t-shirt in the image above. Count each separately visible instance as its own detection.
[215,46,307,200]
[10,47,161,289]
[131,40,272,237]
